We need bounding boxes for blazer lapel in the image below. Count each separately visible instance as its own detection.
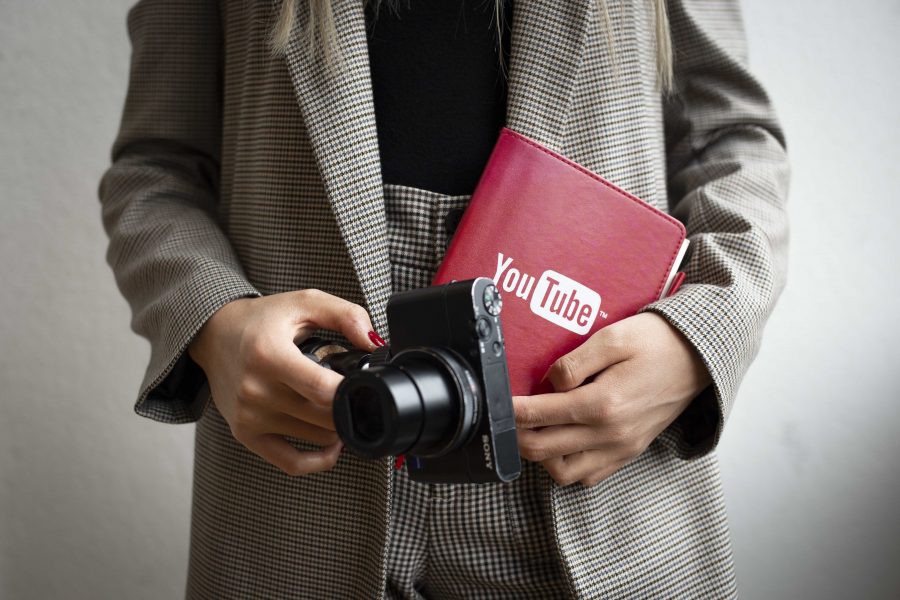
[505,0,593,152]
[281,0,592,334]
[282,0,393,334]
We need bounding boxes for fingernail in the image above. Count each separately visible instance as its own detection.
[368,330,386,347]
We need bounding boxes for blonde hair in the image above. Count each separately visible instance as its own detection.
[271,0,673,93]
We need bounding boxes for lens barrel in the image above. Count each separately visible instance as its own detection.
[333,347,481,459]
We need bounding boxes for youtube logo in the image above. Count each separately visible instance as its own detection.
[493,253,604,335]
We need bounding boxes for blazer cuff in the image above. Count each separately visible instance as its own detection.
[638,283,744,460]
[134,269,261,424]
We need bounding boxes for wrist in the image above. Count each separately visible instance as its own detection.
[188,296,256,370]
[648,312,712,397]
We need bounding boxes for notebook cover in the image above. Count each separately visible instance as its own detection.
[432,127,687,396]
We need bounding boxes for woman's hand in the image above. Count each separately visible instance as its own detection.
[188,289,380,476]
[512,312,712,487]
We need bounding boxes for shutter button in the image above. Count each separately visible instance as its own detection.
[444,208,466,237]
[475,317,492,340]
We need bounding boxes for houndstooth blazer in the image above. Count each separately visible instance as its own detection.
[99,0,789,597]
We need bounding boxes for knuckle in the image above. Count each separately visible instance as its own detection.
[519,438,544,462]
[593,392,624,425]
[291,454,337,477]
[610,402,628,426]
[236,378,261,403]
[549,355,579,389]
[322,451,341,469]
[587,397,613,424]
[517,403,536,427]
[600,325,627,351]
[606,423,631,446]
[293,289,323,316]
[298,288,323,303]
[281,461,305,477]
[556,472,578,487]
[321,431,340,446]
[564,397,584,424]
[580,474,603,487]
[543,460,561,480]
[233,406,260,430]
[545,461,575,486]
[344,302,370,326]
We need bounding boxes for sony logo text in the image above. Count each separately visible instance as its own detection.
[482,434,493,469]
[493,253,606,335]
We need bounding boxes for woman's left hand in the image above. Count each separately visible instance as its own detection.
[512,312,712,487]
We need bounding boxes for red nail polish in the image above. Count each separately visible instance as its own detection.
[368,331,386,347]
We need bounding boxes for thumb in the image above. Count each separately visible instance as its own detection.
[543,321,633,392]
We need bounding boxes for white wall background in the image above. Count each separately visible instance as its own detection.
[1,0,898,598]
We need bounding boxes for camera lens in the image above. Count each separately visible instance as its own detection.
[348,387,384,443]
[333,347,481,459]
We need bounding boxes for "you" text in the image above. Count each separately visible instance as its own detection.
[493,253,604,335]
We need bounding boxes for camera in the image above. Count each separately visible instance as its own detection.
[298,277,520,484]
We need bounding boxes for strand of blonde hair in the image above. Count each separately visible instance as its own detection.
[270,0,673,93]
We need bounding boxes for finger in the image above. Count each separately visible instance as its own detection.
[543,320,634,392]
[267,344,345,407]
[517,424,605,463]
[542,451,617,487]
[513,389,585,428]
[263,411,340,446]
[244,433,343,477]
[293,289,379,352]
[264,382,337,430]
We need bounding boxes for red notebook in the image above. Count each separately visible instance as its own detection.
[433,127,689,396]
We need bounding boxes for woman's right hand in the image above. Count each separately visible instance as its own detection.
[187,289,380,476]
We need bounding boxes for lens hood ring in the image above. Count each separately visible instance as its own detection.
[391,347,482,457]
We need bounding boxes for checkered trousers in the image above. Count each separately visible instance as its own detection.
[381,183,570,599]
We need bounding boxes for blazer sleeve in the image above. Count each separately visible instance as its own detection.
[98,0,261,424]
[638,0,790,458]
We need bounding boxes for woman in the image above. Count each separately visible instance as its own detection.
[99,0,789,597]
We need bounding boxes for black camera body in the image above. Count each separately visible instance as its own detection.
[303,277,520,484]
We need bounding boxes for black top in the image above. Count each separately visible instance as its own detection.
[364,0,513,196]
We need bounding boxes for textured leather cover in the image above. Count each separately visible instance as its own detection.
[433,127,687,396]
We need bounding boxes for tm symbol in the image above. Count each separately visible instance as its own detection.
[598,310,609,319]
